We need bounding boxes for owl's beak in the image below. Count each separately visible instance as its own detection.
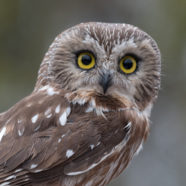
[99,73,112,94]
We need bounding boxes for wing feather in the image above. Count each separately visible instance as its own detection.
[0,90,130,184]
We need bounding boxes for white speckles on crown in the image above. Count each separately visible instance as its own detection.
[31,114,39,124]
[59,107,71,126]
[0,127,6,142]
[66,149,74,158]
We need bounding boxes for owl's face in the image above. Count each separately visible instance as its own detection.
[39,22,161,111]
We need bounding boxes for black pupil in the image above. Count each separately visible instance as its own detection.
[81,55,92,65]
[123,58,133,69]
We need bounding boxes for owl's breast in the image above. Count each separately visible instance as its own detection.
[61,97,149,185]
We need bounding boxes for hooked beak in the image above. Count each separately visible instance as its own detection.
[99,73,112,94]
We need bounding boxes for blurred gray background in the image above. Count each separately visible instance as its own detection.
[0,0,185,185]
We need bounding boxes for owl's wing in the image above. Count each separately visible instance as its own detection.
[0,88,130,184]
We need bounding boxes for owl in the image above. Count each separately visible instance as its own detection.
[0,22,161,186]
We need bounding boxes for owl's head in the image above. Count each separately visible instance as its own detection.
[36,22,161,112]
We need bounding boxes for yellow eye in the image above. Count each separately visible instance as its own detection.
[77,52,95,70]
[119,56,137,74]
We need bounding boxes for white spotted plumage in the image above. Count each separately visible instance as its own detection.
[66,149,74,158]
[0,22,161,186]
[31,114,39,123]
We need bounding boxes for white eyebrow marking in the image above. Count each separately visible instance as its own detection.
[0,127,6,142]
[31,114,39,123]
[66,149,74,158]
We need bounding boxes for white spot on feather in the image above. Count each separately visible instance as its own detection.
[90,144,95,150]
[34,125,41,132]
[31,114,39,123]
[58,138,62,143]
[0,127,6,142]
[4,175,16,181]
[14,169,23,173]
[85,107,93,113]
[66,128,130,176]
[18,128,24,136]
[33,169,42,173]
[61,134,66,138]
[39,85,59,96]
[66,149,74,158]
[55,105,61,114]
[59,112,67,126]
[1,182,10,186]
[30,164,38,169]
[47,87,58,96]
[96,142,101,146]
[59,107,71,126]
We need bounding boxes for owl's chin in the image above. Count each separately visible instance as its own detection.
[65,87,134,112]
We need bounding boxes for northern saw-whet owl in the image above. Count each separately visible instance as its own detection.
[0,22,161,186]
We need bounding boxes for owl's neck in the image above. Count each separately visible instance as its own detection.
[65,89,151,119]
